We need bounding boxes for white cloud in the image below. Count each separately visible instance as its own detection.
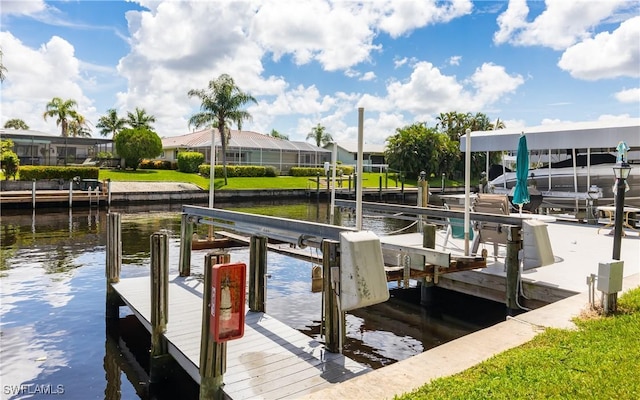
[468,62,524,106]
[0,32,96,132]
[448,56,462,66]
[494,0,628,50]
[360,71,376,81]
[376,0,473,38]
[0,0,47,16]
[558,16,640,80]
[615,88,640,103]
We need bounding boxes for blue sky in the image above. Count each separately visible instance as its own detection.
[1,0,638,144]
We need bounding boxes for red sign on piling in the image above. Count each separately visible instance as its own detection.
[210,263,246,342]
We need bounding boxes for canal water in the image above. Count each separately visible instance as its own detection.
[0,200,505,399]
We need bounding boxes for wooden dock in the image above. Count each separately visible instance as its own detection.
[111,274,369,399]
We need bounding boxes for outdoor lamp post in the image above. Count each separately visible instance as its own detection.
[612,161,631,260]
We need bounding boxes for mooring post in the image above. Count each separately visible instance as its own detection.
[248,235,268,312]
[200,252,227,400]
[150,231,171,384]
[379,176,383,200]
[322,239,344,353]
[178,213,193,277]
[421,224,437,307]
[32,179,36,208]
[505,225,522,315]
[106,213,122,335]
[68,182,73,208]
[107,179,112,207]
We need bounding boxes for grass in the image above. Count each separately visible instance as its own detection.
[396,287,640,400]
[98,169,427,190]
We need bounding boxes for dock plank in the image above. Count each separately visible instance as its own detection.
[111,275,369,399]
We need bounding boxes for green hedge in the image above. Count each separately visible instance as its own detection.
[198,165,277,178]
[139,159,176,170]
[290,166,354,176]
[19,166,99,180]
[177,152,204,173]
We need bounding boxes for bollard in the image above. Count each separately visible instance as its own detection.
[322,239,344,353]
[178,213,193,277]
[505,225,521,316]
[149,232,171,384]
[68,182,73,208]
[200,252,227,400]
[248,235,268,312]
[32,179,36,209]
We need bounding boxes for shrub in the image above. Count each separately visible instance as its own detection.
[265,166,278,177]
[96,151,112,159]
[198,164,271,178]
[177,151,205,173]
[139,159,173,170]
[19,166,99,180]
[114,128,162,170]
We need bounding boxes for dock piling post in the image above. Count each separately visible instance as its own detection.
[106,213,122,335]
[200,252,227,400]
[150,231,171,384]
[249,235,268,312]
[505,225,522,315]
[32,179,36,209]
[322,239,344,353]
[421,224,437,306]
[68,181,73,208]
[178,213,193,277]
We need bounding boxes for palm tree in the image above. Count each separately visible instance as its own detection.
[0,47,7,83]
[306,123,333,147]
[96,109,126,138]
[492,118,506,130]
[125,107,156,130]
[4,119,29,130]
[67,114,92,137]
[269,129,289,140]
[188,74,257,185]
[43,97,80,137]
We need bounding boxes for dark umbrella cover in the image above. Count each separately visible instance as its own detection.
[512,134,530,210]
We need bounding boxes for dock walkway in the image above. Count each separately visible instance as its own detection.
[112,274,369,399]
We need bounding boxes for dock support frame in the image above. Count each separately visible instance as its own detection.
[179,213,194,277]
[200,252,227,400]
[150,232,172,385]
[421,224,437,307]
[322,239,344,353]
[106,213,122,335]
[249,235,268,313]
[505,225,522,316]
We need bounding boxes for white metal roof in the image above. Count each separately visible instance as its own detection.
[460,118,640,152]
[163,129,330,153]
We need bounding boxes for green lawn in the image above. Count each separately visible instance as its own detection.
[397,287,640,400]
[98,169,420,190]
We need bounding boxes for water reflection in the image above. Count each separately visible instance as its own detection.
[0,200,504,399]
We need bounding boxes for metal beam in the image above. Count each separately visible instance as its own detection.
[182,205,356,249]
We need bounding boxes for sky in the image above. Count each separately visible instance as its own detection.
[1,0,639,145]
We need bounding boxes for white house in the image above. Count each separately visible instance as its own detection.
[323,141,387,171]
[161,129,331,174]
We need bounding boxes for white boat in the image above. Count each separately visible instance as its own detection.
[461,119,640,210]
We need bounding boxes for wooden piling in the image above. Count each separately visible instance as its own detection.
[505,225,521,315]
[322,239,344,353]
[421,224,436,306]
[178,213,193,277]
[68,182,73,208]
[32,180,36,208]
[248,235,268,312]
[150,231,171,384]
[106,213,122,335]
[200,252,227,400]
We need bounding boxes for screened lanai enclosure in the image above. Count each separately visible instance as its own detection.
[161,129,331,174]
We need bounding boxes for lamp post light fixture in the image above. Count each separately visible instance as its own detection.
[606,160,631,314]
[612,160,631,260]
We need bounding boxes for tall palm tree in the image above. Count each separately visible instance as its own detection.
[306,123,333,147]
[125,107,156,130]
[4,119,29,130]
[492,118,506,130]
[96,109,126,137]
[67,114,92,137]
[0,47,7,83]
[43,97,80,137]
[188,74,257,185]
